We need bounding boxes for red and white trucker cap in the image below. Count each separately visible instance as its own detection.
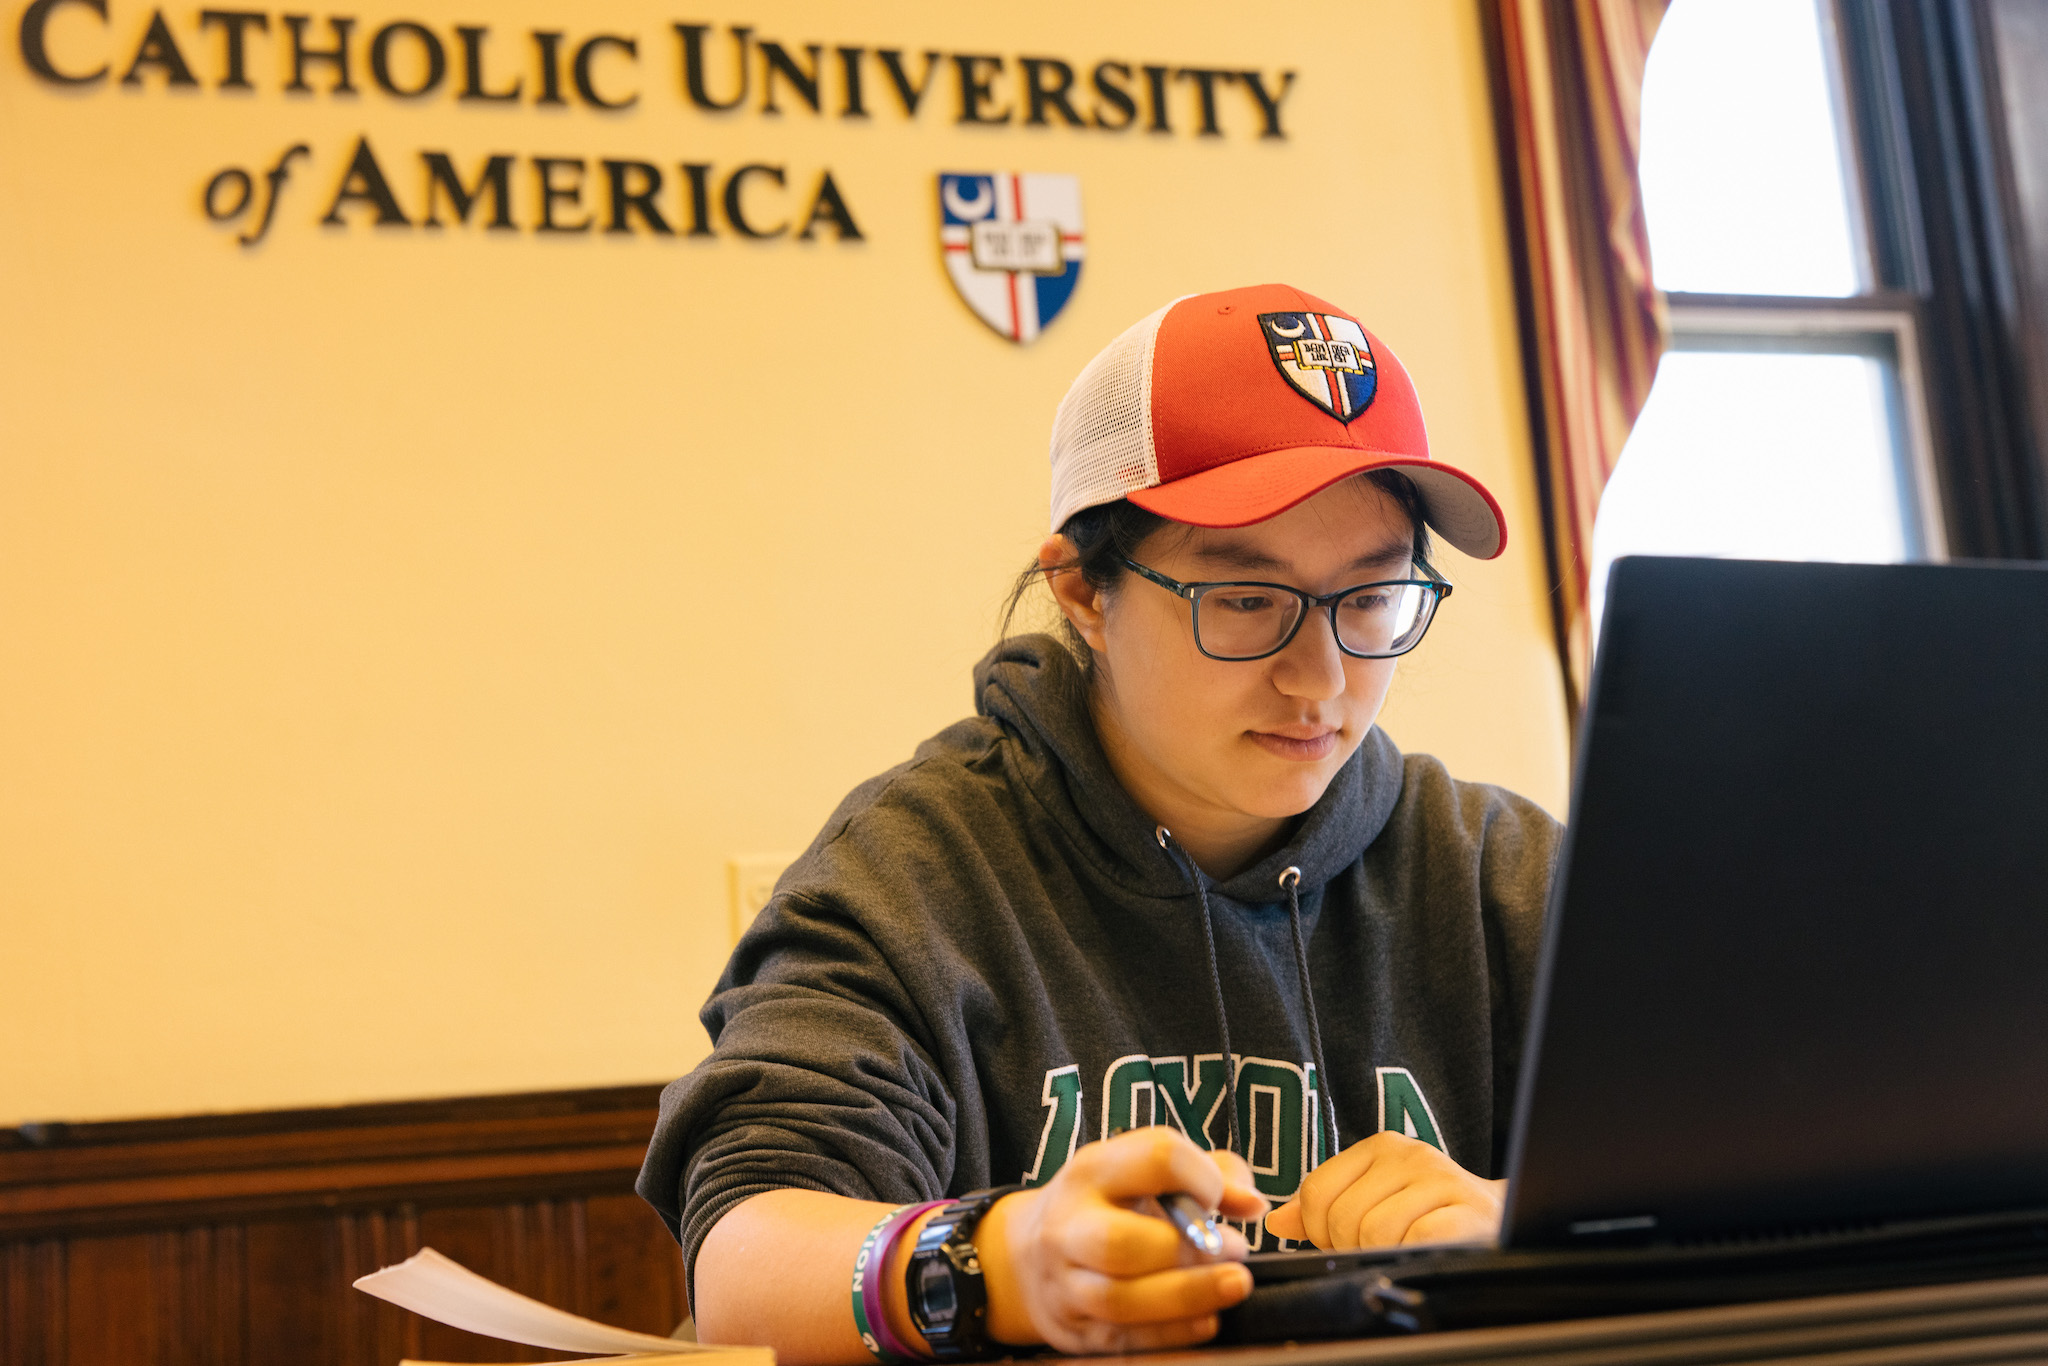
[1048,283,1506,559]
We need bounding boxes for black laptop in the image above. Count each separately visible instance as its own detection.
[1228,555,2048,1340]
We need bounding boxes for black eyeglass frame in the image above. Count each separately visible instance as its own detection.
[1118,554,1454,662]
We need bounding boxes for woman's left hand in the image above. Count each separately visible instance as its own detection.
[1263,1131,1505,1250]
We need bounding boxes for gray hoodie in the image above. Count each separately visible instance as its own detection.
[638,634,1559,1296]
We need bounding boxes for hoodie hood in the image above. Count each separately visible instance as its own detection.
[971,633,1406,904]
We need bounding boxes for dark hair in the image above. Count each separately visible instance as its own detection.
[999,469,1434,657]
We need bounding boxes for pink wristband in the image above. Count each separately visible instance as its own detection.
[864,1200,946,1361]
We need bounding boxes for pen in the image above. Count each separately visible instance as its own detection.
[1159,1190,1226,1257]
[1106,1125,1228,1257]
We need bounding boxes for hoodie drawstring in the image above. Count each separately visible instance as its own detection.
[1155,830,1339,1170]
[1281,865,1340,1167]
[1156,825,1239,1158]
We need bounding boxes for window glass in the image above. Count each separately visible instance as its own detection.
[1589,350,1907,628]
[1640,0,1864,296]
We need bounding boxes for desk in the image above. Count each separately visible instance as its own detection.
[1106,1273,2048,1366]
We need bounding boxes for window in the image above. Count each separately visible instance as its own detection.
[1636,0,1863,297]
[1587,0,1946,631]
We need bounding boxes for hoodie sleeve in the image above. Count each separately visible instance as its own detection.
[635,886,958,1308]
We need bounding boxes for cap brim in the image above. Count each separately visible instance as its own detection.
[1126,446,1507,559]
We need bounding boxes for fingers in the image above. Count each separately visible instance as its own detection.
[1085,1128,1229,1206]
[1064,1262,1252,1326]
[1264,1199,1307,1242]
[1022,1129,1270,1355]
[1041,1263,1249,1356]
[1053,1201,1191,1275]
[1269,1133,1428,1246]
[1212,1148,1256,1187]
[1046,1311,1225,1357]
[1348,1175,1482,1248]
[1405,1201,1501,1248]
[1073,1131,1266,1233]
[1323,1154,1419,1248]
[1050,1128,1278,1281]
[1209,1149,1270,1222]
[1286,1134,1387,1248]
[1272,1133,1503,1251]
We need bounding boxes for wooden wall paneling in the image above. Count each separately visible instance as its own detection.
[0,1086,689,1366]
[337,1207,426,1366]
[155,1225,248,1366]
[60,1234,158,1364]
[582,1192,689,1338]
[0,1087,667,1239]
[2,1238,67,1366]
[411,1202,558,1364]
[244,1214,351,1366]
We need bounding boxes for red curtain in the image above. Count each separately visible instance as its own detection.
[1484,0,1670,716]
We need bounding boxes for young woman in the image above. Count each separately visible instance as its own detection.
[638,284,1559,1363]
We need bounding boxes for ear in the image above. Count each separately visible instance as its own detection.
[1039,535,1110,654]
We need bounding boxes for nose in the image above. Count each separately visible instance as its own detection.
[1270,605,1346,701]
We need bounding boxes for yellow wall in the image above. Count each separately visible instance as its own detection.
[0,0,1568,1126]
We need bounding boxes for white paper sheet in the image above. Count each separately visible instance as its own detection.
[354,1247,721,1356]
[402,1358,704,1366]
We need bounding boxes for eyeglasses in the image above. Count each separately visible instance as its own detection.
[1119,555,1452,662]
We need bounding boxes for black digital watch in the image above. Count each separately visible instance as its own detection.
[904,1184,1026,1360]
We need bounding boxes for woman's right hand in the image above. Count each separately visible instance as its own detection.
[973,1128,1269,1355]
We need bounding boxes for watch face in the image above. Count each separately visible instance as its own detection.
[915,1255,958,1325]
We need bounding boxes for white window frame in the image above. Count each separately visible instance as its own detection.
[1661,293,1949,560]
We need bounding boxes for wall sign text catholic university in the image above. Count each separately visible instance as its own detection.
[16,1,1296,254]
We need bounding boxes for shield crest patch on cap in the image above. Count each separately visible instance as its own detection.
[939,173,1085,344]
[1258,312,1378,421]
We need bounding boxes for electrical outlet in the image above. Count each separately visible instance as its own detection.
[727,853,798,943]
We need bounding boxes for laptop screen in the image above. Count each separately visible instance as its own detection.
[1503,556,2048,1248]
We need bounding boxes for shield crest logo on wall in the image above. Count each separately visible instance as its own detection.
[1257,311,1379,422]
[939,173,1085,343]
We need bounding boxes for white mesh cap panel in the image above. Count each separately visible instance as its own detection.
[1047,297,1187,531]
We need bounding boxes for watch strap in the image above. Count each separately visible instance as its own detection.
[905,1183,1027,1360]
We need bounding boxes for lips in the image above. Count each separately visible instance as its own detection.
[1247,727,1341,762]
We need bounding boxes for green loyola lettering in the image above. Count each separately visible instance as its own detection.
[1234,1057,1318,1199]
[1375,1066,1446,1156]
[1022,1065,1081,1187]
[1088,1054,1329,1198]
[1146,1054,1229,1149]
[1099,1054,1159,1138]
